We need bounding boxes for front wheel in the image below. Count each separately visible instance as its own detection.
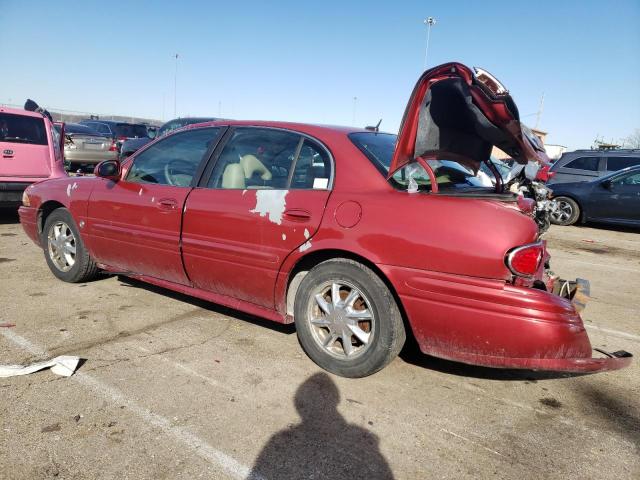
[294,259,406,378]
[42,208,99,283]
[550,196,581,226]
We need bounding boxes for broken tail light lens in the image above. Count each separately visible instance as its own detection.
[506,242,544,277]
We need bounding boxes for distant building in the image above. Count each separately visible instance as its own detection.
[491,127,565,161]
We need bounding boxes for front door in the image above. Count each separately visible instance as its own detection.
[589,171,640,223]
[182,127,333,308]
[86,126,224,283]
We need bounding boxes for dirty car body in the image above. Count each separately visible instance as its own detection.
[19,63,631,377]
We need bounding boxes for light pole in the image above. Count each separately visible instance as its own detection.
[352,96,358,126]
[173,53,179,117]
[423,17,436,70]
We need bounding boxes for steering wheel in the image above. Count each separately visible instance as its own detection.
[164,159,194,186]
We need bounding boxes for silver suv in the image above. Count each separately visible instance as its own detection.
[548,150,640,184]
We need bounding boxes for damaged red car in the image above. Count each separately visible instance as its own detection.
[19,63,631,377]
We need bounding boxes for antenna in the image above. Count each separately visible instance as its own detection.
[365,119,382,132]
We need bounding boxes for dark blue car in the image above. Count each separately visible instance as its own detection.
[550,165,640,227]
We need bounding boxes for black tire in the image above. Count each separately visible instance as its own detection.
[42,208,99,283]
[294,259,405,378]
[551,196,581,226]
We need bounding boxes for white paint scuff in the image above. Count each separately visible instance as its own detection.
[299,228,312,252]
[250,190,287,225]
[66,182,78,197]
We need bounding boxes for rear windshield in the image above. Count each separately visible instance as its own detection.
[66,123,101,135]
[114,124,148,138]
[349,131,497,192]
[0,113,47,145]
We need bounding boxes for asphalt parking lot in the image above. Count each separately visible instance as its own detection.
[1,209,638,480]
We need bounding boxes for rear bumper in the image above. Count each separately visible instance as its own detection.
[379,264,632,373]
[0,182,31,206]
[18,206,40,246]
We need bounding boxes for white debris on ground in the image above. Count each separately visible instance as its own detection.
[0,355,81,378]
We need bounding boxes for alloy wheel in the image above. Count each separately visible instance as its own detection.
[306,281,375,359]
[551,199,573,223]
[47,221,77,272]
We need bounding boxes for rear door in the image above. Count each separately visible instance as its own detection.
[0,112,51,178]
[86,126,224,283]
[181,127,333,308]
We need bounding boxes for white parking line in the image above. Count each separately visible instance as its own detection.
[585,324,640,342]
[559,258,640,274]
[1,329,263,480]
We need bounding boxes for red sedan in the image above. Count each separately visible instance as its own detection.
[19,63,631,377]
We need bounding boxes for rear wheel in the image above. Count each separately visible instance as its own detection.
[294,259,405,378]
[551,196,580,226]
[42,208,98,283]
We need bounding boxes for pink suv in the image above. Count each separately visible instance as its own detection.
[0,105,67,207]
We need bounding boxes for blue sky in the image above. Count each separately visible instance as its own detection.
[1,0,638,149]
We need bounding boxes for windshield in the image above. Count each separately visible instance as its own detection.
[115,124,148,138]
[0,113,47,145]
[349,131,498,192]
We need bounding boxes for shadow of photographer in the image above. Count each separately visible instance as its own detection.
[249,372,394,480]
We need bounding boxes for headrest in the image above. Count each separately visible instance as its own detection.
[240,154,272,181]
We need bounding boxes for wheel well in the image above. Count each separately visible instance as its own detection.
[38,201,66,235]
[285,249,413,338]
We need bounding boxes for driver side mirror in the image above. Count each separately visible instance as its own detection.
[95,159,121,181]
[601,179,612,190]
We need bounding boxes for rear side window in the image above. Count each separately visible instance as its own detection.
[606,157,640,171]
[127,127,222,186]
[207,128,331,190]
[0,113,47,145]
[564,157,599,171]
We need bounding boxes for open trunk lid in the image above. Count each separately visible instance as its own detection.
[389,62,550,177]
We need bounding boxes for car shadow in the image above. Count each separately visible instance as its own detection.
[398,340,588,381]
[247,372,395,480]
[116,275,296,336]
[0,207,20,224]
[576,383,640,447]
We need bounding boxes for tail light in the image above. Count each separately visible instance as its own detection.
[117,136,127,141]
[535,166,555,182]
[109,141,118,152]
[506,242,544,277]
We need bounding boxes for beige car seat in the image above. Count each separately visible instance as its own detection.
[221,163,246,189]
[240,154,272,183]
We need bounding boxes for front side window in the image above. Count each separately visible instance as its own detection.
[606,157,640,171]
[0,113,47,145]
[612,171,640,186]
[208,128,331,190]
[564,157,599,171]
[126,127,221,186]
